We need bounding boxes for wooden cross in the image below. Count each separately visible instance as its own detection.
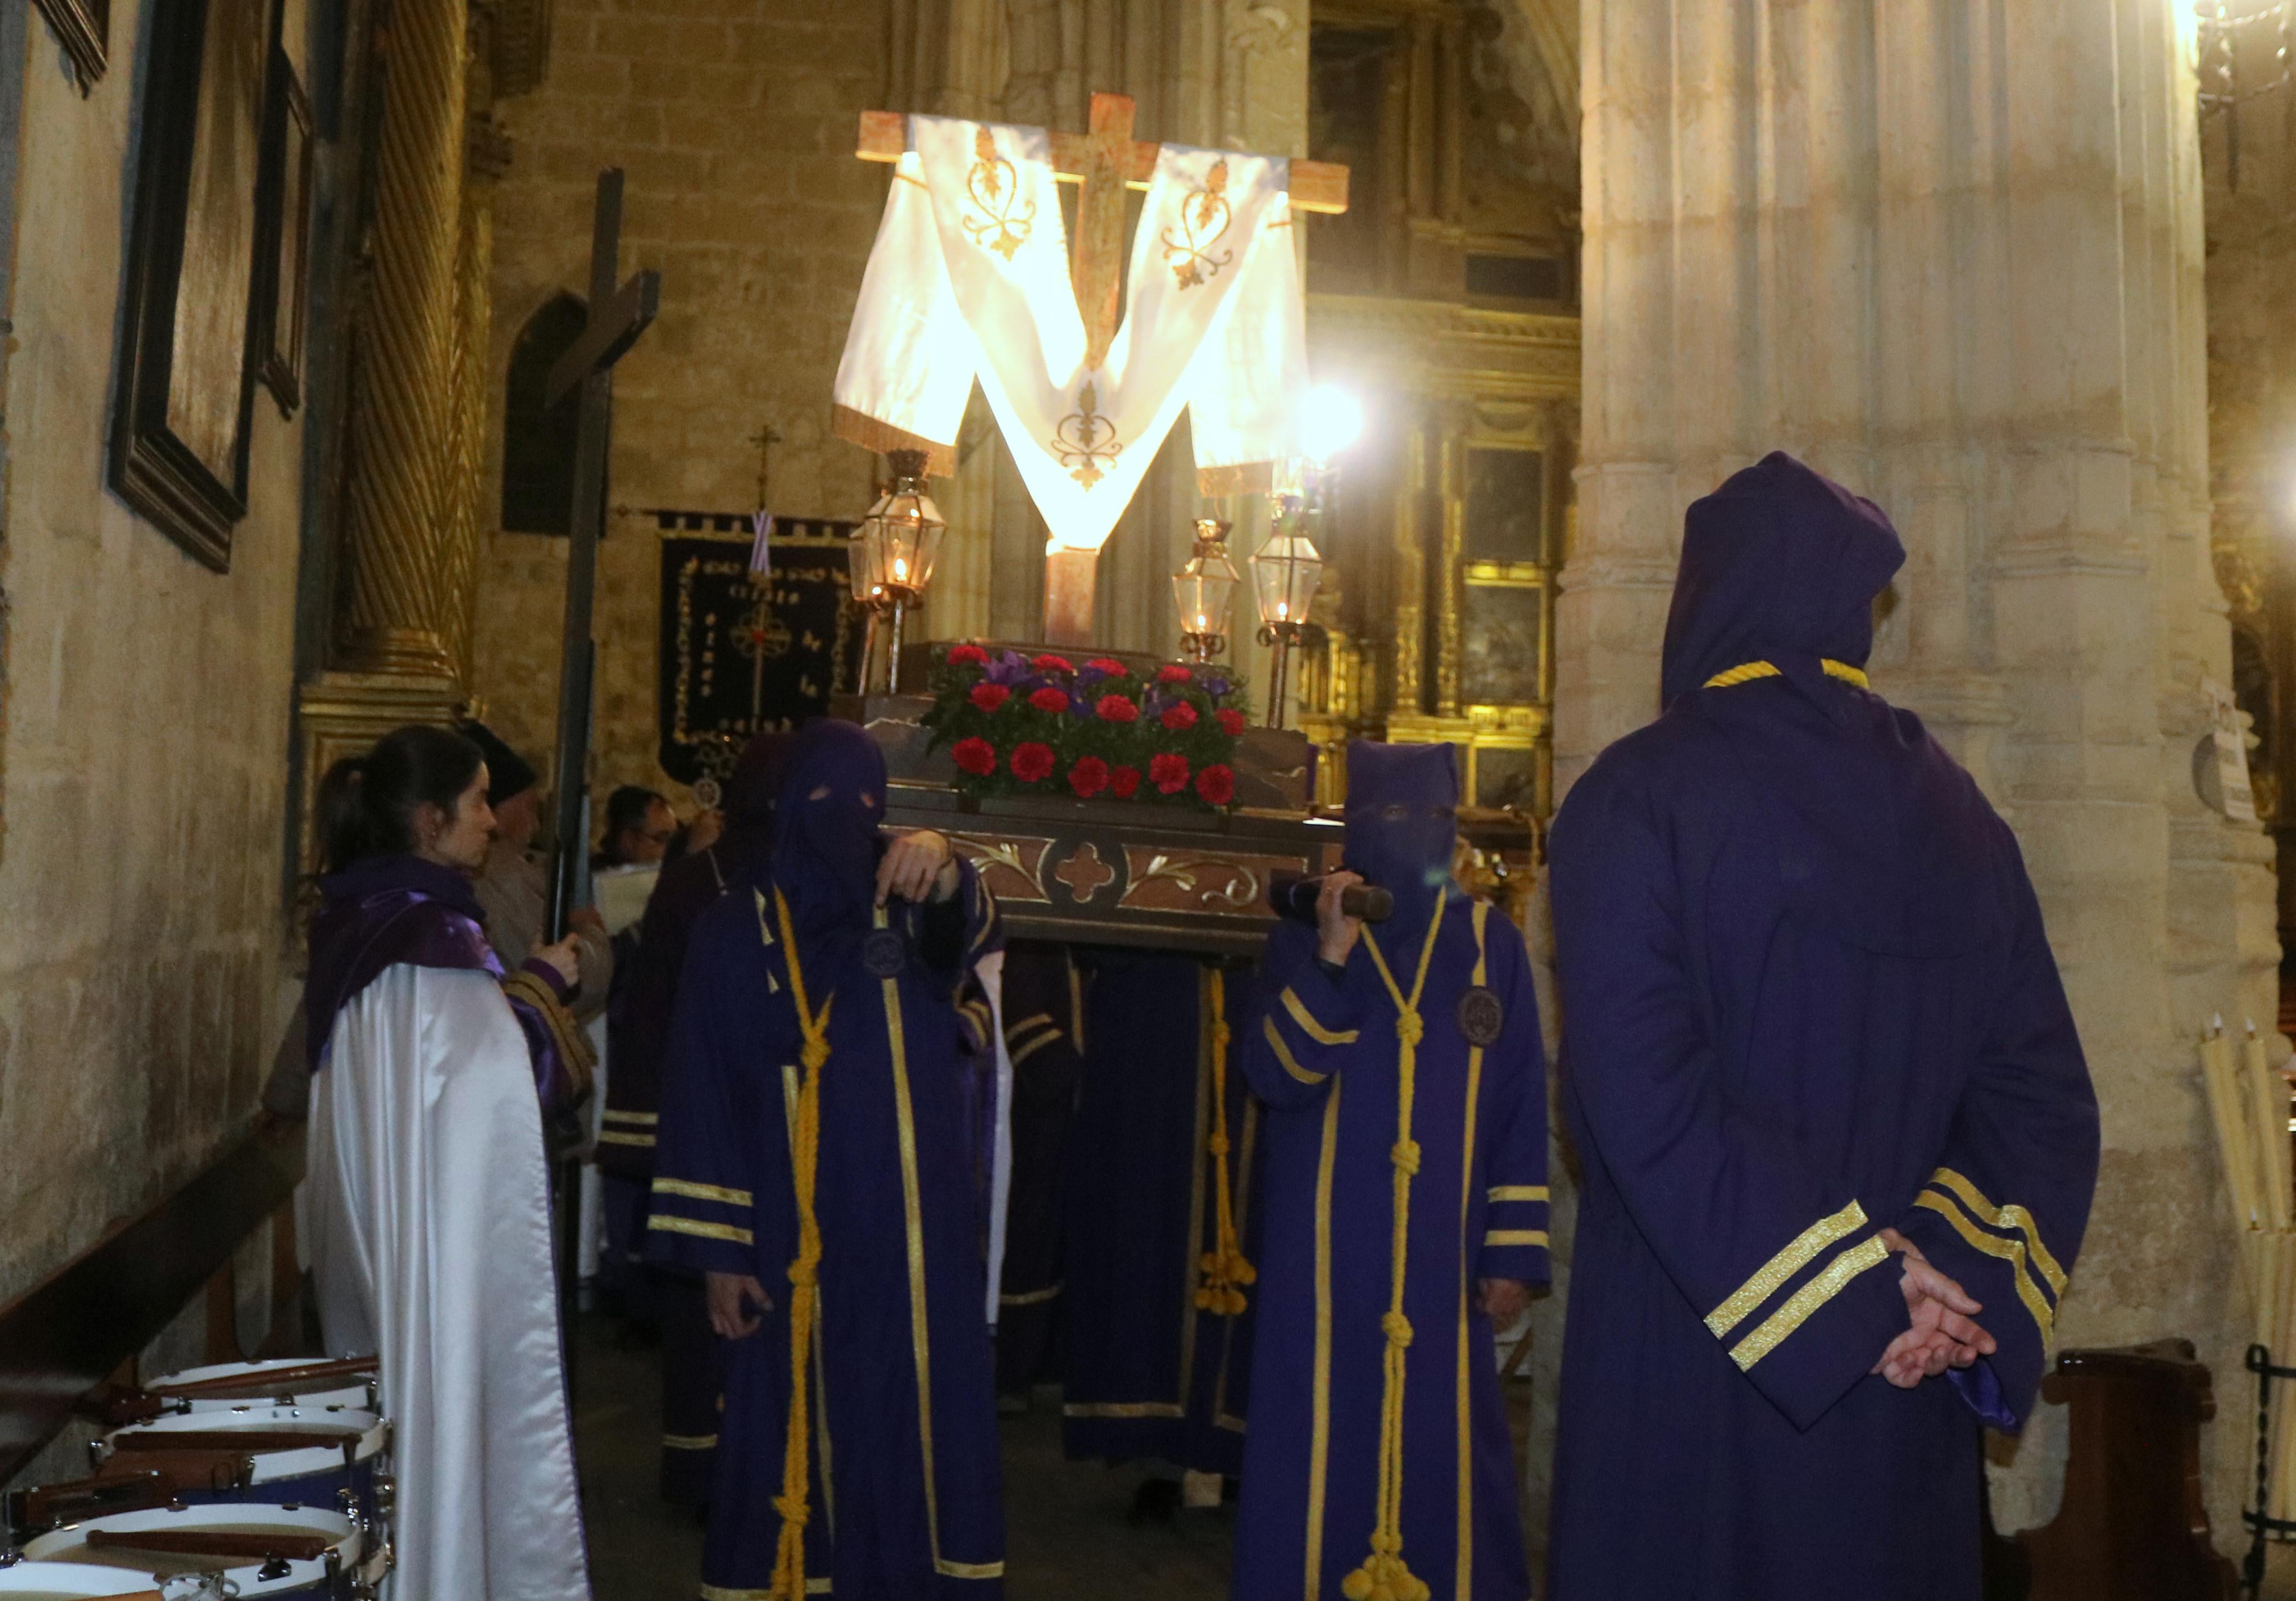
[857,93,1349,380]
[544,167,660,942]
[854,94,1349,649]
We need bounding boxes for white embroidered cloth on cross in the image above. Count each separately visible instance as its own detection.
[832,114,1308,553]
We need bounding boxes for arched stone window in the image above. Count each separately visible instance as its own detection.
[500,292,591,534]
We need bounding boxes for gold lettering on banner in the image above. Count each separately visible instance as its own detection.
[1050,381,1123,489]
[961,126,1035,261]
[1161,158,1235,287]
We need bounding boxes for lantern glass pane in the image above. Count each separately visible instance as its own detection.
[1251,535,1323,626]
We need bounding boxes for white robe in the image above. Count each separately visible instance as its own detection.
[304,963,591,1601]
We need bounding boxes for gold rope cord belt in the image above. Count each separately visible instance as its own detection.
[1194,968,1256,1316]
[1702,658,1870,690]
[1345,892,1449,1601]
[769,887,836,1601]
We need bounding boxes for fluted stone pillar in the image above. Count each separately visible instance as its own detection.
[1565,0,2268,1540]
[333,0,470,679]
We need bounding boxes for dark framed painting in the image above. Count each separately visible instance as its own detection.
[255,51,312,417]
[32,0,107,88]
[109,0,273,571]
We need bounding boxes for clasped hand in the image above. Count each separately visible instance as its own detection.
[1871,1228,1996,1389]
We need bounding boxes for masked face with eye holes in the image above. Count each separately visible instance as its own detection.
[1340,739,1462,940]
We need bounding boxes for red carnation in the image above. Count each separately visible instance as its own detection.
[1095,694,1139,723]
[952,737,997,776]
[1011,741,1056,783]
[1110,765,1142,800]
[1068,756,1111,799]
[1031,654,1075,674]
[1149,752,1191,795]
[1215,708,1247,737]
[1028,687,1069,714]
[947,643,990,666]
[970,683,1010,712]
[1195,764,1236,806]
[1088,658,1130,677]
[1159,664,1194,683]
[1160,701,1198,732]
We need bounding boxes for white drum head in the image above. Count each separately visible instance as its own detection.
[140,1360,372,1414]
[0,1561,162,1598]
[98,1406,387,1485]
[22,1503,359,1598]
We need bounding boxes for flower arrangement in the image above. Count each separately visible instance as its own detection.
[922,645,1252,810]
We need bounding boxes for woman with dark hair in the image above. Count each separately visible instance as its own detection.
[300,723,596,1601]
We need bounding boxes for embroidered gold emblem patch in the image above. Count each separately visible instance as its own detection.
[961,126,1035,261]
[1456,985,1503,1047]
[1160,158,1235,288]
[1049,381,1123,489]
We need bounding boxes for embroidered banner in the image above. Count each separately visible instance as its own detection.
[656,517,863,787]
[833,118,1307,553]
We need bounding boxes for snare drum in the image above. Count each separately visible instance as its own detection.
[141,1360,375,1415]
[0,1559,164,1598]
[20,1503,372,1598]
[92,1408,390,1528]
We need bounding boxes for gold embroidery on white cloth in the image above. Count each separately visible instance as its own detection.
[960,127,1034,261]
[1049,381,1123,489]
[1161,158,1234,287]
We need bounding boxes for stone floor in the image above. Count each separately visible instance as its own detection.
[570,1312,1235,1600]
[572,1307,2296,1599]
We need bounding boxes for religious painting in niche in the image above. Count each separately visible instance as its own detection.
[658,520,865,786]
[1465,448,1544,565]
[1474,745,1534,812]
[502,294,599,536]
[254,50,312,417]
[1306,24,1395,295]
[109,0,271,571]
[32,0,107,88]
[1461,584,1541,705]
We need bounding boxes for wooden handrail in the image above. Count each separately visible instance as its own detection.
[0,1127,302,1485]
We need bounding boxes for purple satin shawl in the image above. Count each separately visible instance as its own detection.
[305,855,499,1071]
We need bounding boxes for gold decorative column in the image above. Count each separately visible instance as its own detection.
[444,61,511,686]
[295,0,540,881]
[1433,402,1466,718]
[332,0,469,679]
[1390,419,1428,713]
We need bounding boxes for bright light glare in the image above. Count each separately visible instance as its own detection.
[1301,384,1364,463]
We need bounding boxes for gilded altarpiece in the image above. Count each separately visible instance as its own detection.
[1299,296,1578,816]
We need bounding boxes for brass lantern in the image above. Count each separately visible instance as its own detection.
[848,449,946,691]
[1173,519,1242,663]
[1249,528,1324,632]
[1250,512,1324,729]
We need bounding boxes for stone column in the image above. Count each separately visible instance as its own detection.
[331,0,469,681]
[1565,0,2268,1539]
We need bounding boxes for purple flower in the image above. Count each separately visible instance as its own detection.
[984,651,1031,687]
[1068,692,1093,717]
[1202,674,1231,698]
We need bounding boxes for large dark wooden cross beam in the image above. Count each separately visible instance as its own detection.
[855,94,1350,649]
[545,167,660,940]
